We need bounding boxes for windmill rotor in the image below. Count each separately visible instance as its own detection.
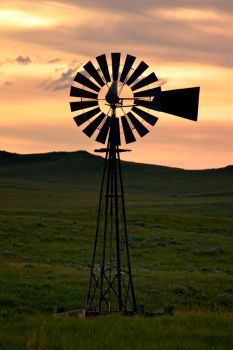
[70,53,200,147]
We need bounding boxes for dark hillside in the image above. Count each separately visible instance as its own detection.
[0,150,232,195]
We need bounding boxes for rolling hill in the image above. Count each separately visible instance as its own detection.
[0,150,232,195]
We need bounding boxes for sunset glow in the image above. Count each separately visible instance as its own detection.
[0,9,58,28]
[0,0,232,169]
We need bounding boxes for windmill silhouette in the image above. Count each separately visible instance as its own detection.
[69,53,200,315]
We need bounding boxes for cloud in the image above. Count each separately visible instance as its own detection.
[39,67,77,91]
[3,81,14,86]
[38,78,52,89]
[3,1,232,69]
[0,56,31,66]
[51,0,233,15]
[1,0,232,169]
[15,55,31,65]
[48,58,61,64]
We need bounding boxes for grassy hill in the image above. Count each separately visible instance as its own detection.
[0,150,232,349]
[0,150,232,195]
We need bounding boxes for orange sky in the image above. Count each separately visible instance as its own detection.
[0,1,232,169]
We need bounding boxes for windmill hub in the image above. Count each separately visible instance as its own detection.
[98,82,134,118]
[105,95,119,105]
[105,80,120,105]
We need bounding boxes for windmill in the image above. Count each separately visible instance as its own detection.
[69,53,200,315]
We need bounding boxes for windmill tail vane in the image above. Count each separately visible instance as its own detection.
[69,53,200,315]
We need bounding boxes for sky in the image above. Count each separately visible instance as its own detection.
[0,0,232,169]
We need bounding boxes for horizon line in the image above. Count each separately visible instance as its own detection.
[0,149,232,172]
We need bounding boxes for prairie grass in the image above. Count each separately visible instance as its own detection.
[0,311,233,350]
[0,152,232,348]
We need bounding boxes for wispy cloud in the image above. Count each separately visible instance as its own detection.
[15,55,31,65]
[2,1,232,68]
[0,55,32,66]
[3,81,14,86]
[48,58,61,64]
[0,8,58,28]
[49,0,233,15]
[39,66,77,91]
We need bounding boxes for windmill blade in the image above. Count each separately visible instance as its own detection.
[96,116,111,144]
[132,106,158,126]
[152,87,200,121]
[70,86,98,99]
[74,72,100,92]
[111,117,121,146]
[133,87,161,98]
[131,72,158,91]
[135,99,160,111]
[111,53,121,81]
[120,54,136,83]
[121,115,136,144]
[74,107,100,126]
[83,112,106,138]
[127,112,149,137]
[70,100,98,112]
[83,60,105,87]
[126,61,149,86]
[96,54,111,83]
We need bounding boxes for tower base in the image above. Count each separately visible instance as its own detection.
[54,305,174,318]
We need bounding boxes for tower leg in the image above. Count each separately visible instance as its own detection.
[113,149,122,311]
[117,148,136,311]
[85,148,109,308]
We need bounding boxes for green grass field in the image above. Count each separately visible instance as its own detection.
[0,151,232,349]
